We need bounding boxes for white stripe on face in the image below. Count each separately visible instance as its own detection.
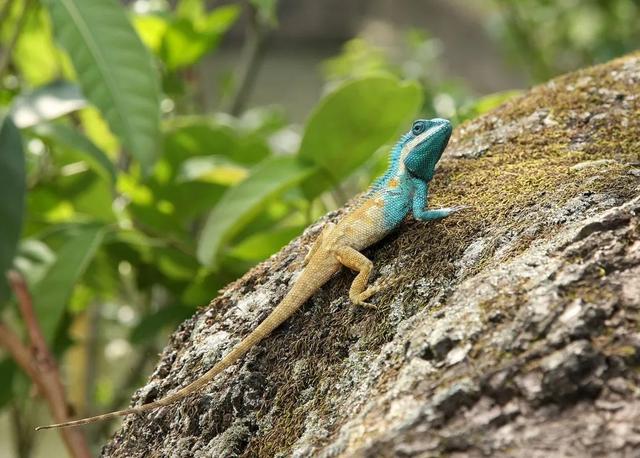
[397,124,442,172]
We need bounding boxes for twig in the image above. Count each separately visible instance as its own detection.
[225,2,271,116]
[0,0,32,80]
[1,271,91,458]
[82,302,100,418]
[0,0,15,31]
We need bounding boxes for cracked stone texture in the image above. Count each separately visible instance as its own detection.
[103,53,640,457]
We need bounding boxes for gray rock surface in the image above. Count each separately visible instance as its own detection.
[104,53,640,457]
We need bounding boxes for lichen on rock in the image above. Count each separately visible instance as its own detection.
[103,53,640,457]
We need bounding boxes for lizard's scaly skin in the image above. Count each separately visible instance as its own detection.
[36,118,459,430]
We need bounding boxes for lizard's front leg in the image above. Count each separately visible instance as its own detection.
[411,178,465,221]
[334,246,382,308]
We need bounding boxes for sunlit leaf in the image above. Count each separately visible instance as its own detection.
[13,7,65,86]
[133,14,170,54]
[161,5,240,70]
[0,116,26,302]
[177,156,248,186]
[197,156,313,267]
[32,224,105,343]
[10,81,85,128]
[298,77,423,197]
[44,0,161,173]
[78,107,120,156]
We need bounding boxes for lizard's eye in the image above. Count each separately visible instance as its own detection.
[412,121,426,136]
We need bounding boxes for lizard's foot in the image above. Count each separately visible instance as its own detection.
[350,284,384,309]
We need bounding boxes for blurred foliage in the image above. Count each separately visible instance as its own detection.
[0,0,636,454]
[490,0,640,82]
[323,31,474,124]
[0,0,425,452]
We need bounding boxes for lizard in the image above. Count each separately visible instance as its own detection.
[36,117,461,430]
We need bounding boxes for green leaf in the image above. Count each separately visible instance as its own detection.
[298,77,423,197]
[229,225,305,262]
[161,5,240,70]
[13,7,66,86]
[130,305,193,344]
[44,0,161,173]
[10,81,85,128]
[0,359,17,409]
[197,156,313,267]
[250,0,278,26]
[163,117,271,167]
[132,14,170,54]
[457,90,523,122]
[31,122,116,184]
[32,224,105,343]
[0,116,26,302]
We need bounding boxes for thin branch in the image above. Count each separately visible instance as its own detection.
[225,2,272,116]
[0,0,15,30]
[0,0,32,80]
[0,322,37,380]
[2,271,91,458]
[82,302,101,418]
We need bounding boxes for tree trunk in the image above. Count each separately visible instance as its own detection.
[103,53,640,457]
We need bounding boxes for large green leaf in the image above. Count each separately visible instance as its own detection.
[197,156,313,267]
[0,116,26,302]
[298,77,423,197]
[44,0,161,173]
[32,224,105,343]
[163,117,271,168]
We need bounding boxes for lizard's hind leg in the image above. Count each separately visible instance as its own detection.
[334,246,383,308]
[303,223,335,266]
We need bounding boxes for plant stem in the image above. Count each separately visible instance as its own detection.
[0,0,32,81]
[225,2,271,116]
[0,271,91,458]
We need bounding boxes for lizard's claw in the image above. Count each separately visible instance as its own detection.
[444,205,469,215]
[353,299,378,310]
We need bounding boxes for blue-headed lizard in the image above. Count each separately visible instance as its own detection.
[37,118,461,430]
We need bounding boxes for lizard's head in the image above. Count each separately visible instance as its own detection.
[402,118,452,181]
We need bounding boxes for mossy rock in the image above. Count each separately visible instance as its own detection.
[104,53,640,457]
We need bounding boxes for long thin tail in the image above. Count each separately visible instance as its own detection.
[36,275,319,430]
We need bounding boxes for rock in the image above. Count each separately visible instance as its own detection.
[103,53,640,457]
